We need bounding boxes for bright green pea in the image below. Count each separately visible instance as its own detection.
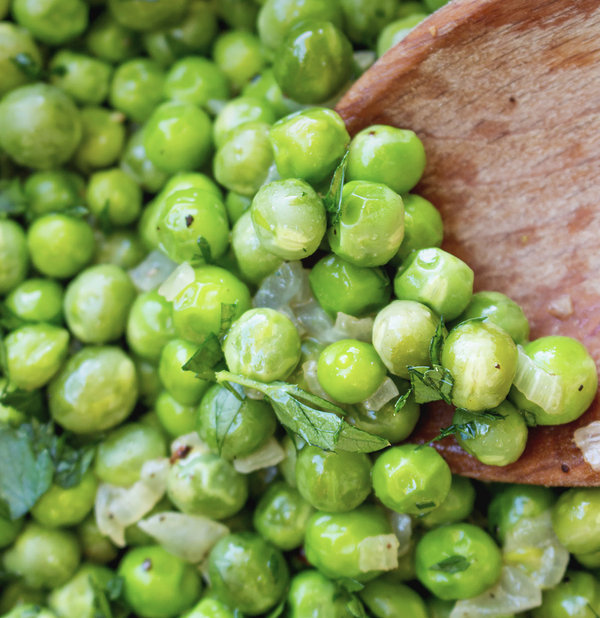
[74,106,126,173]
[213,96,276,149]
[453,401,528,466]
[225,192,252,225]
[85,12,142,64]
[5,324,69,390]
[531,571,600,618]
[419,476,476,529]
[242,69,294,119]
[182,598,235,618]
[551,488,600,555]
[120,127,169,195]
[488,484,555,544]
[30,471,97,529]
[0,514,23,549]
[287,570,353,618]
[159,339,210,406]
[224,308,302,382]
[24,170,84,219]
[279,434,304,488]
[64,264,136,344]
[172,266,251,345]
[209,532,289,615]
[4,523,81,589]
[0,585,46,615]
[95,230,147,270]
[144,101,213,174]
[274,20,353,104]
[138,200,161,251]
[251,178,327,260]
[126,290,175,362]
[12,0,88,45]
[0,84,82,170]
[372,445,451,515]
[107,0,188,32]
[296,445,372,512]
[49,50,112,105]
[49,346,138,434]
[155,390,197,437]
[27,214,95,280]
[109,58,165,123]
[161,172,223,201]
[165,57,229,109]
[377,14,427,56]
[0,219,28,295]
[168,452,248,520]
[509,335,598,426]
[415,523,502,600]
[198,384,278,460]
[309,253,391,318]
[213,30,265,92]
[329,180,405,268]
[118,546,202,618]
[157,189,229,265]
[77,515,118,564]
[341,0,399,46]
[0,23,42,98]
[391,194,444,266]
[360,579,428,618]
[270,107,350,186]
[304,505,393,582]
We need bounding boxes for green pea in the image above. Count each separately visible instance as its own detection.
[2,606,57,618]
[224,192,252,226]
[198,383,278,460]
[419,475,476,529]
[213,30,266,92]
[107,0,188,32]
[488,484,555,544]
[161,172,223,201]
[120,127,169,195]
[251,178,327,260]
[4,523,81,589]
[248,465,281,501]
[575,549,600,569]
[109,58,165,123]
[304,505,393,582]
[85,12,141,64]
[415,523,502,600]
[182,598,235,618]
[442,320,518,411]
[168,452,248,520]
[426,598,455,618]
[0,84,82,170]
[213,96,276,149]
[214,0,259,31]
[274,20,353,104]
[95,230,147,270]
[64,264,136,344]
[0,23,42,98]
[453,401,528,466]
[135,357,161,408]
[0,219,28,295]
[145,102,213,174]
[258,0,344,51]
[157,189,229,265]
[172,266,252,345]
[531,571,600,618]
[509,335,598,426]
[24,170,84,219]
[341,0,399,46]
[279,434,303,488]
[159,339,210,406]
[0,514,23,549]
[0,379,26,427]
[76,515,118,564]
[27,214,95,279]
[242,69,294,119]
[164,57,229,110]
[209,532,289,615]
[0,585,46,615]
[360,579,428,618]
[118,546,202,618]
[154,390,197,437]
[49,346,138,434]
[552,488,600,555]
[287,570,354,618]
[12,0,88,45]
[126,290,175,362]
[231,211,283,284]
[391,194,444,266]
[270,107,350,186]
[49,50,112,105]
[377,14,427,56]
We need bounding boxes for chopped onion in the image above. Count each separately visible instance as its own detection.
[261,162,281,187]
[574,421,600,471]
[388,511,412,557]
[503,510,569,589]
[362,378,399,412]
[170,432,210,457]
[302,360,336,403]
[137,512,229,564]
[354,50,377,73]
[512,345,564,416]
[158,262,195,301]
[547,294,574,320]
[450,566,542,618]
[277,303,307,338]
[293,298,336,342]
[253,262,304,310]
[129,251,177,292]
[358,534,399,572]
[233,437,285,474]
[333,313,374,343]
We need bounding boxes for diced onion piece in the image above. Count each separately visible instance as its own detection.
[253,262,304,310]
[362,377,399,412]
[128,251,177,292]
[388,511,412,557]
[512,345,564,416]
[233,437,285,474]
[261,162,282,187]
[547,294,574,320]
[333,313,374,343]
[158,262,195,301]
[450,566,542,618]
[503,510,569,589]
[277,303,307,338]
[574,421,600,472]
[293,298,336,342]
[137,512,229,564]
[302,360,336,403]
[358,534,399,572]
[170,432,210,457]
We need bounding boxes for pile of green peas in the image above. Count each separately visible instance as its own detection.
[1,0,600,617]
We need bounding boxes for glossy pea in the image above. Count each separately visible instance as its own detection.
[551,488,600,555]
[24,170,84,219]
[377,14,427,56]
[120,127,169,195]
[85,12,142,64]
[242,69,293,119]
[161,172,223,201]
[419,475,476,529]
[77,515,118,564]
[12,0,88,45]
[154,390,197,437]
[225,191,252,226]
[341,0,400,46]
[0,23,42,98]
[159,339,210,406]
[360,579,428,618]
[287,569,353,618]
[182,598,235,618]
[164,57,229,110]
[0,514,23,549]
[0,219,29,295]
[95,230,147,270]
[531,571,600,618]
[107,0,188,32]
[213,96,276,149]
[212,30,265,92]
[49,50,112,105]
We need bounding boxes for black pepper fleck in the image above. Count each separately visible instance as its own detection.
[561,464,570,473]
[185,214,194,227]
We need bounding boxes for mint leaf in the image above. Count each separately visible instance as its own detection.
[407,365,454,405]
[0,179,28,218]
[219,302,238,339]
[429,315,446,367]
[62,205,89,219]
[182,333,224,382]
[10,53,43,80]
[210,383,245,456]
[429,555,471,574]
[394,388,413,413]
[0,387,45,421]
[53,441,96,489]
[336,578,364,593]
[89,575,113,618]
[323,152,349,226]
[416,500,436,510]
[346,595,369,618]
[197,236,212,265]
[105,576,124,601]
[98,201,113,236]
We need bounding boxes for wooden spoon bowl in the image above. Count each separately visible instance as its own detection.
[336,0,600,486]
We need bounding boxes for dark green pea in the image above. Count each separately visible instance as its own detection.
[209,532,289,615]
[0,378,26,426]
[242,69,294,119]
[215,0,259,31]
[24,170,84,219]
[159,338,210,406]
[155,390,197,438]
[95,230,147,270]
[0,84,82,170]
[552,488,600,555]
[120,127,169,195]
[532,571,600,618]
[107,0,188,32]
[0,514,23,549]
[49,50,112,105]
[135,357,161,407]
[341,0,399,46]
[198,383,278,460]
[248,465,281,500]
[0,219,28,295]
[287,570,353,618]
[426,598,455,618]
[0,584,45,615]
[419,476,476,529]
[12,0,88,45]
[0,23,42,98]
[165,57,229,110]
[77,515,118,564]
[213,30,266,92]
[377,14,427,56]
[85,12,142,64]
[360,579,428,618]
[213,96,276,149]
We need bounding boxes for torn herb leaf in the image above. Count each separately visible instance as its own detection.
[336,578,364,593]
[429,315,446,367]
[394,388,413,413]
[197,236,212,264]
[209,382,245,456]
[10,53,43,80]
[346,594,369,618]
[416,500,436,510]
[322,152,349,226]
[219,301,238,339]
[98,201,113,236]
[429,555,471,574]
[182,333,224,382]
[89,575,114,618]
[425,420,478,446]
[53,441,96,489]
[0,179,28,218]
[407,365,454,405]
[0,387,45,421]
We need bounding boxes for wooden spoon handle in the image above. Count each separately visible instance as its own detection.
[337,0,600,485]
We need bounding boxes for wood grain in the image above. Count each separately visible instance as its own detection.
[337,0,600,486]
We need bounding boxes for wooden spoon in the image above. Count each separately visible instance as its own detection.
[336,0,600,486]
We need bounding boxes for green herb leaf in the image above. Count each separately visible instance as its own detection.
[322,152,349,226]
[89,575,114,618]
[197,236,213,264]
[182,333,224,382]
[210,382,245,456]
[219,301,238,339]
[521,409,538,427]
[0,387,46,421]
[98,201,113,236]
[10,53,43,80]
[53,441,96,489]
[105,576,124,601]
[407,365,454,405]
[0,179,28,218]
[346,595,369,618]
[429,315,446,367]
[62,205,89,219]
[429,555,472,574]
[424,420,477,447]
[416,500,436,510]
[394,388,413,413]
[336,578,364,593]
